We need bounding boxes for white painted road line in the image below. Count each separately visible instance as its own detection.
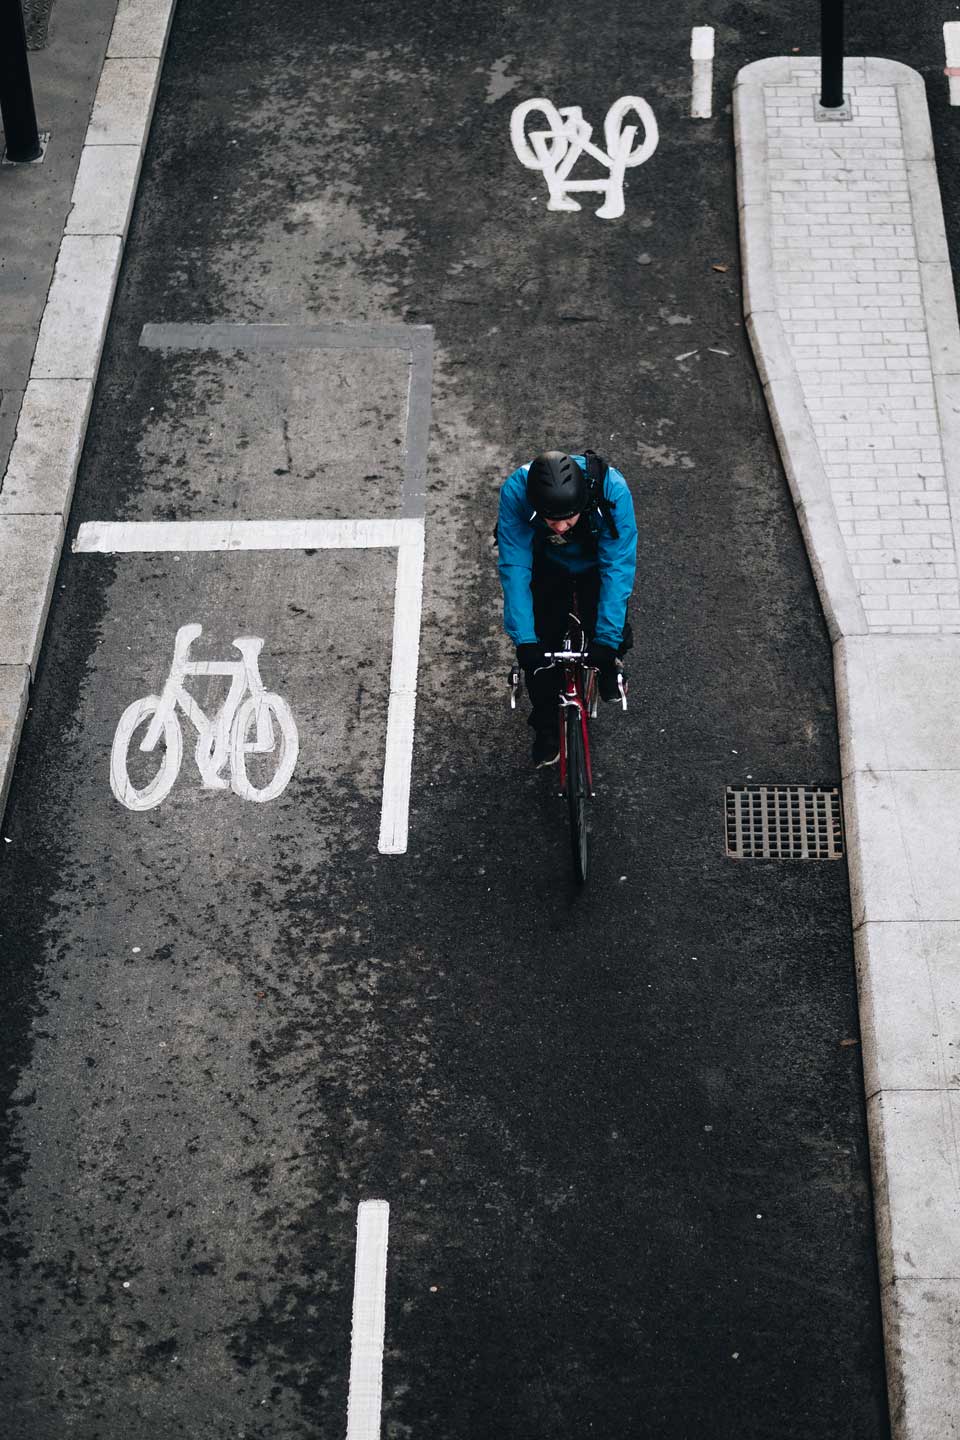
[73,517,423,552]
[690,27,715,119]
[945,22,960,105]
[346,1200,390,1440]
[73,517,426,855]
[379,526,425,855]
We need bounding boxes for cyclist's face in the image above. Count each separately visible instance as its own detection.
[545,513,580,535]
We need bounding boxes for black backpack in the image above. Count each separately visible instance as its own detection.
[582,449,620,540]
[493,449,619,546]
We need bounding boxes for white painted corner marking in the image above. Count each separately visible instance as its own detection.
[690,26,715,119]
[346,1200,390,1440]
[73,517,422,553]
[379,522,425,855]
[74,518,425,854]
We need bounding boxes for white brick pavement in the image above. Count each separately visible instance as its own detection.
[738,59,960,1440]
[764,69,960,632]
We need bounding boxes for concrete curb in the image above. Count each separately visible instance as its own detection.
[733,74,868,642]
[0,0,177,808]
[736,57,960,1440]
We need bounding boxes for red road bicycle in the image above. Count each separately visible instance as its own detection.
[509,607,627,884]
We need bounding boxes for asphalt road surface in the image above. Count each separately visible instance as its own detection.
[7,0,957,1436]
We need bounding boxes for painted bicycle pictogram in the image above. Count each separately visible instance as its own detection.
[510,95,659,219]
[110,622,299,811]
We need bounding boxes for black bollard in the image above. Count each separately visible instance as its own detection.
[0,0,41,162]
[820,0,845,109]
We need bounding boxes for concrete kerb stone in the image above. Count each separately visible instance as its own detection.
[738,206,776,320]
[31,235,123,381]
[906,160,952,265]
[732,82,767,215]
[894,76,937,162]
[0,514,65,675]
[761,364,867,639]
[934,373,960,572]
[66,146,142,237]
[0,0,178,817]
[921,265,960,377]
[736,56,960,1437]
[87,58,163,149]
[0,379,94,516]
[0,666,29,822]
[745,312,793,386]
[108,0,176,58]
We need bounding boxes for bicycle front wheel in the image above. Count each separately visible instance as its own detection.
[565,706,589,884]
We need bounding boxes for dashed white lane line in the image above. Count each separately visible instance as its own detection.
[690,26,715,119]
[945,22,960,105]
[346,1200,390,1440]
[73,518,425,855]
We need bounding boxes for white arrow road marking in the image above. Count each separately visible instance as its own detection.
[346,1200,390,1440]
[691,27,715,119]
[74,518,425,854]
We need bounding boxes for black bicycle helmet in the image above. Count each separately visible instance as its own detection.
[525,450,588,519]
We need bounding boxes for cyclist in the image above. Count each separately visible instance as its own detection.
[497,449,638,766]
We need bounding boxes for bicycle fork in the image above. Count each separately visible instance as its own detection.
[558,692,595,797]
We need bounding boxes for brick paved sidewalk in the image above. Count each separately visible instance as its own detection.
[766,68,958,632]
[736,57,960,1440]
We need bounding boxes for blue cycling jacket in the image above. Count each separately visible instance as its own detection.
[497,454,638,648]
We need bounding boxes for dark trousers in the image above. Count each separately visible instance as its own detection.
[524,563,632,732]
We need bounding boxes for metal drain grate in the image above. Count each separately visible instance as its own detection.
[725,785,844,860]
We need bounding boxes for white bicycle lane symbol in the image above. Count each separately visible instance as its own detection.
[110,623,299,812]
[510,96,659,219]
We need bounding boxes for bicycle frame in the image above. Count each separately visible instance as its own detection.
[509,608,627,795]
[508,606,627,883]
[552,651,596,798]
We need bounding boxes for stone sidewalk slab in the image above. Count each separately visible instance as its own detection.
[736,55,960,1440]
[836,635,960,774]
[856,922,960,1094]
[0,0,177,797]
[884,1278,960,1440]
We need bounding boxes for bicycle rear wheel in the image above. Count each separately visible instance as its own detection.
[565,706,589,884]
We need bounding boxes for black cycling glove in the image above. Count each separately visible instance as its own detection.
[589,642,622,701]
[516,642,545,673]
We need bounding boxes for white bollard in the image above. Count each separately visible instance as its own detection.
[690,26,715,119]
[945,22,960,106]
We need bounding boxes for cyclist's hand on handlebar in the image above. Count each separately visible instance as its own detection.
[516,642,545,673]
[589,643,622,701]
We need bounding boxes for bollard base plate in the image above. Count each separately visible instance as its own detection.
[2,131,50,165]
[813,96,852,122]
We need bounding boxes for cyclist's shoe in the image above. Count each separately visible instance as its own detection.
[532,730,560,768]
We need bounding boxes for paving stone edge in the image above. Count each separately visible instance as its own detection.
[736,56,960,1440]
[0,0,178,825]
